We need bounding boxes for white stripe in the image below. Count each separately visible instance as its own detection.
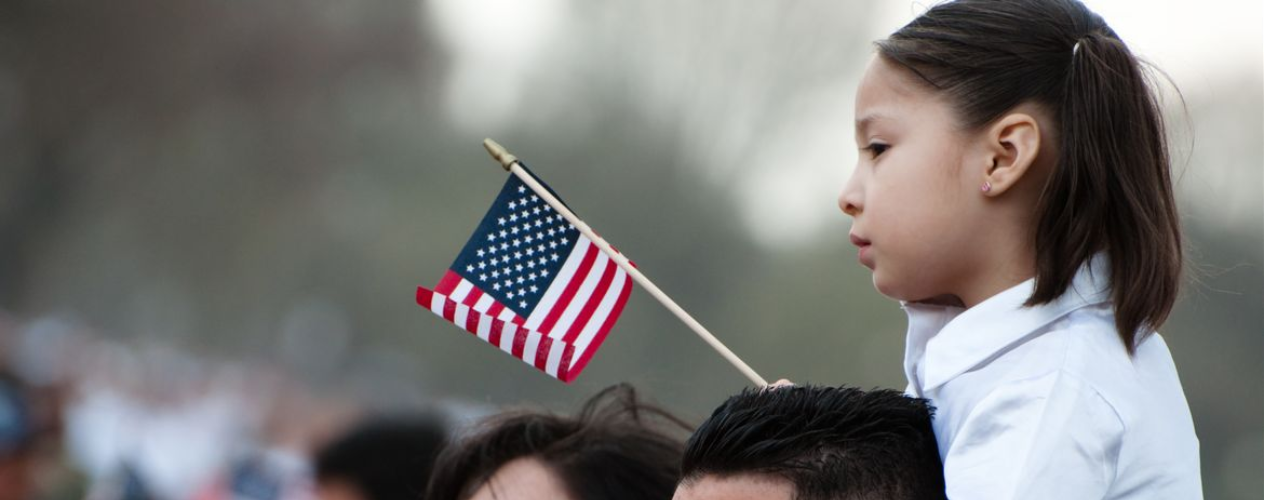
[522,332,542,367]
[429,292,445,316]
[497,308,517,323]
[473,294,495,314]
[499,323,518,353]
[550,252,610,337]
[525,237,592,332]
[477,313,492,341]
[545,338,567,377]
[450,280,474,303]
[454,305,469,331]
[572,270,627,356]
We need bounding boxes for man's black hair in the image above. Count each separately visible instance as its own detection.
[314,415,448,500]
[680,385,946,500]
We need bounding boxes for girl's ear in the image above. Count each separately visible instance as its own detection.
[980,112,1041,197]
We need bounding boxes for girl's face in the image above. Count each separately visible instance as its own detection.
[840,56,986,303]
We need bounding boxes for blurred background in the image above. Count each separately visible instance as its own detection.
[0,0,1260,498]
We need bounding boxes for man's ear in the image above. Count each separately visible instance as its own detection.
[980,112,1041,197]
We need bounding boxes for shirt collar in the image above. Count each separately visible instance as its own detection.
[902,253,1113,393]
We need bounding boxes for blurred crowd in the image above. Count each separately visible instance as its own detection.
[0,311,478,500]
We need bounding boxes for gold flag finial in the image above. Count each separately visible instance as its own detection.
[483,139,518,171]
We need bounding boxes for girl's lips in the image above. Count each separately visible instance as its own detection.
[850,233,874,268]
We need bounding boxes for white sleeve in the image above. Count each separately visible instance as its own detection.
[943,371,1124,500]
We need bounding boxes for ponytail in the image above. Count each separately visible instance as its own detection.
[1031,31,1182,352]
[875,0,1183,352]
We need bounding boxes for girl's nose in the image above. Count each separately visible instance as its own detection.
[839,171,863,217]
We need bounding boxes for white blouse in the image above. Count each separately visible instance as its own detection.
[903,255,1202,499]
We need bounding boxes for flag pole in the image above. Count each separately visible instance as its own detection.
[482,139,768,386]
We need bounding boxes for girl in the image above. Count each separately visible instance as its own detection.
[838,0,1201,497]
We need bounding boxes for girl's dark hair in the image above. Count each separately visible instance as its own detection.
[876,0,1182,352]
[425,384,690,500]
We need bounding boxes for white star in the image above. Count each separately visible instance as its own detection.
[511,226,520,235]
[517,185,526,194]
[528,272,538,281]
[549,241,558,249]
[500,242,509,251]
[490,257,499,265]
[568,224,576,231]
[509,213,519,222]
[551,253,560,262]
[534,219,544,228]
[507,291,515,298]
[503,280,513,289]
[555,215,564,223]
[532,206,541,215]
[466,265,474,272]
[476,249,486,258]
[519,301,527,309]
[530,285,539,293]
[526,248,535,257]
[535,232,544,242]
[499,230,508,238]
[524,234,534,244]
[519,197,529,206]
[478,261,487,269]
[493,283,501,291]
[537,244,545,253]
[486,233,496,242]
[488,246,498,255]
[497,217,506,226]
[514,251,523,260]
[537,257,547,266]
[560,237,569,245]
[516,264,524,272]
[517,276,525,284]
[508,201,517,210]
[520,211,531,221]
[479,273,488,281]
[526,260,536,269]
[491,270,500,278]
[512,239,522,248]
[541,270,550,278]
[532,195,540,203]
[547,228,556,237]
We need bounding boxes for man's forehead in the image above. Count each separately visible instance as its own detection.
[673,474,794,500]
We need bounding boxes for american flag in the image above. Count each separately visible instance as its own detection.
[416,167,632,383]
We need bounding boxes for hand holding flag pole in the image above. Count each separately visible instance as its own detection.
[482,139,768,386]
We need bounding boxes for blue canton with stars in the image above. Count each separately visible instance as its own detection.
[450,165,581,316]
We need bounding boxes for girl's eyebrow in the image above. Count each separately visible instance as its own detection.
[855,112,894,137]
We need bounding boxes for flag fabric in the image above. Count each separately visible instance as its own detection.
[416,167,633,383]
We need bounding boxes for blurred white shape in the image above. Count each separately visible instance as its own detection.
[426,0,568,133]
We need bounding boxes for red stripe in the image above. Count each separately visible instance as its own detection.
[488,318,504,347]
[511,326,527,359]
[442,299,457,323]
[533,336,554,371]
[564,275,632,383]
[462,287,484,308]
[435,270,463,295]
[537,245,599,335]
[486,302,505,319]
[556,343,575,383]
[562,258,617,344]
[415,287,433,307]
[512,315,525,326]
[465,310,481,336]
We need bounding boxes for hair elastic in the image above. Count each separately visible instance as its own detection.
[1072,40,1083,56]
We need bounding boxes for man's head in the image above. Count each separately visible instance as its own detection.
[675,385,945,500]
[426,384,689,500]
[314,415,448,500]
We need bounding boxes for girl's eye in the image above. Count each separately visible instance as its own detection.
[864,143,889,158]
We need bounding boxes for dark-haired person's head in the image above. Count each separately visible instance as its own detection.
[675,385,945,500]
[426,384,689,500]
[314,415,448,500]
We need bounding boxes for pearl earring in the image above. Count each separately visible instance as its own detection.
[981,181,992,193]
